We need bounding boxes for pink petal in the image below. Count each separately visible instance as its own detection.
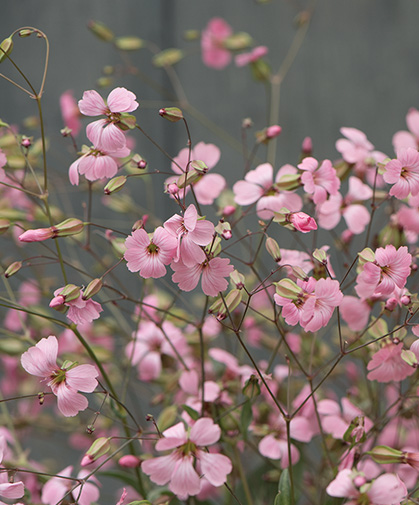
[65,364,98,392]
[190,418,221,446]
[107,87,139,113]
[78,90,106,116]
[55,383,89,417]
[198,451,232,486]
[142,452,179,485]
[169,456,201,498]
[21,336,58,377]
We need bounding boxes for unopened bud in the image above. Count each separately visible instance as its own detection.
[217,289,243,320]
[385,297,398,311]
[184,29,200,41]
[159,107,183,122]
[242,118,253,129]
[60,126,72,137]
[224,32,253,51]
[82,437,111,466]
[104,176,127,195]
[115,36,144,51]
[274,279,301,299]
[401,295,411,306]
[137,159,147,169]
[0,37,13,63]
[21,137,32,148]
[53,218,85,238]
[190,160,208,174]
[274,174,301,191]
[49,295,66,310]
[312,248,327,264]
[59,284,81,302]
[19,29,34,38]
[302,136,312,155]
[222,205,236,216]
[266,125,282,138]
[266,237,281,262]
[153,48,184,67]
[230,270,245,289]
[176,169,201,189]
[368,445,403,465]
[215,220,232,240]
[167,182,179,195]
[4,261,22,278]
[291,266,309,282]
[358,247,375,263]
[118,455,141,468]
[19,227,54,243]
[83,279,103,300]
[401,349,418,367]
[88,21,114,42]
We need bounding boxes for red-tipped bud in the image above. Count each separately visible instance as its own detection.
[159,107,183,122]
[137,159,147,169]
[83,279,103,300]
[265,237,281,262]
[82,437,111,466]
[104,176,127,195]
[59,284,81,302]
[288,212,317,233]
[0,37,13,64]
[4,261,22,278]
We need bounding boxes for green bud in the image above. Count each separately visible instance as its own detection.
[104,176,127,195]
[53,218,84,237]
[273,208,291,225]
[215,289,243,320]
[368,445,404,464]
[265,237,281,262]
[274,279,301,299]
[183,29,200,41]
[242,374,261,399]
[60,284,81,302]
[0,37,13,63]
[88,21,114,42]
[401,349,418,367]
[190,160,208,174]
[83,279,103,300]
[114,36,144,51]
[274,174,301,191]
[96,77,113,88]
[4,261,22,278]
[152,48,184,67]
[159,107,183,122]
[82,437,111,466]
[312,248,327,264]
[291,266,309,282]
[358,247,375,263]
[119,113,137,130]
[224,32,253,51]
[18,29,34,38]
[230,270,245,289]
[176,169,201,189]
[157,405,178,432]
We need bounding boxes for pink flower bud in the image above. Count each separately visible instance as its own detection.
[81,454,94,467]
[222,205,236,216]
[21,137,31,148]
[289,212,317,233]
[385,297,398,311]
[222,229,232,240]
[302,136,312,154]
[49,295,65,309]
[401,295,411,306]
[167,183,179,195]
[19,228,54,242]
[137,159,147,169]
[266,125,282,138]
[118,455,141,468]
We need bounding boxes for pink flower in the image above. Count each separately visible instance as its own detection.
[235,45,268,66]
[233,163,302,219]
[339,296,371,331]
[383,148,419,199]
[355,246,411,299]
[68,127,130,185]
[164,204,215,267]
[300,278,343,332]
[393,108,419,152]
[288,211,317,233]
[124,227,177,278]
[60,90,81,136]
[78,87,139,150]
[18,227,54,242]
[326,469,407,505]
[41,465,100,505]
[126,320,189,381]
[141,418,232,500]
[201,18,232,69]
[21,336,98,417]
[0,436,24,500]
[298,157,340,205]
[51,287,103,325]
[171,257,234,297]
[367,342,415,383]
[165,142,226,205]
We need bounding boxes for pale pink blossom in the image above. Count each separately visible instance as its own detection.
[171,256,234,297]
[258,414,313,468]
[51,287,103,325]
[339,296,371,331]
[68,126,130,185]
[124,226,177,278]
[393,108,419,152]
[355,246,411,299]
[79,87,139,150]
[383,148,419,199]
[142,418,232,500]
[326,469,407,505]
[165,142,226,205]
[233,163,302,219]
[164,204,214,267]
[201,18,232,69]
[41,465,100,505]
[235,46,268,66]
[126,320,189,381]
[0,436,24,501]
[60,90,81,136]
[298,157,340,204]
[367,342,415,383]
[21,336,98,417]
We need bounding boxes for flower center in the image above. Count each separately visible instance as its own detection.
[147,242,159,255]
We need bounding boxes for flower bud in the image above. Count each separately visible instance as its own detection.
[153,48,184,67]
[222,205,236,216]
[265,237,281,262]
[82,437,111,466]
[401,295,411,306]
[83,279,103,300]
[159,107,183,122]
[19,29,34,38]
[230,270,245,289]
[104,176,127,195]
[49,295,66,310]
[21,137,31,148]
[368,445,404,464]
[312,248,327,264]
[288,212,317,233]
[19,227,54,243]
[358,247,375,263]
[274,173,301,191]
[53,218,85,238]
[385,297,398,311]
[242,118,253,129]
[266,125,282,139]
[291,266,309,282]
[224,32,253,51]
[176,169,201,189]
[190,160,208,174]
[216,289,243,321]
[88,21,114,42]
[4,261,22,278]
[0,37,13,63]
[302,136,312,155]
[353,475,367,488]
[274,279,301,299]
[401,349,418,367]
[215,220,232,240]
[115,36,144,51]
[118,455,141,468]
[59,284,81,302]
[183,29,200,41]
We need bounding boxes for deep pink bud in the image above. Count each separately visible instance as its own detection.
[49,295,65,309]
[289,212,317,233]
[401,295,411,306]
[266,125,282,138]
[302,136,312,154]
[222,205,236,216]
[21,137,32,148]
[19,228,54,242]
[385,297,398,311]
[118,455,141,468]
[81,455,94,467]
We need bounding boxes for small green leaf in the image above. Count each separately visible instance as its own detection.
[274,469,291,505]
[182,404,199,421]
[240,400,252,439]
